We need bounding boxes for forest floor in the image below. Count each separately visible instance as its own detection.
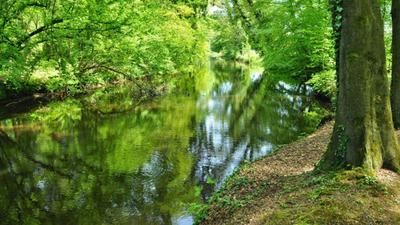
[197,122,400,224]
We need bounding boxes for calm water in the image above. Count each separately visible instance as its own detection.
[0,60,324,224]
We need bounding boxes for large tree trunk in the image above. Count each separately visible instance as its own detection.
[392,0,400,128]
[321,0,400,174]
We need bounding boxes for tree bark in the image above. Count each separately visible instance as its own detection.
[321,0,400,174]
[391,0,400,128]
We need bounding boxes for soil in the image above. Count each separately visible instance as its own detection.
[198,122,400,224]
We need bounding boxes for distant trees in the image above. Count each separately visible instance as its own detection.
[216,0,336,100]
[228,0,334,80]
[210,1,249,61]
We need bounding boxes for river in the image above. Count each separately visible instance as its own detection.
[0,60,325,224]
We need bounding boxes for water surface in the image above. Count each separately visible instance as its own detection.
[0,60,324,224]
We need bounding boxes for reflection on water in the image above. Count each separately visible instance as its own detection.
[0,60,323,224]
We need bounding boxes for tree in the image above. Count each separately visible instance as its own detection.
[320,0,400,173]
[226,0,334,80]
[210,1,248,60]
[391,0,400,128]
[0,0,209,100]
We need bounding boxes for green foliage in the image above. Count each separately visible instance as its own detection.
[188,202,209,224]
[195,186,204,197]
[0,0,209,100]
[306,70,337,100]
[210,11,246,59]
[216,0,337,99]
[382,0,393,74]
[217,196,246,208]
[209,3,262,64]
[249,0,335,79]
[362,175,377,186]
[335,125,348,162]
[304,103,331,127]
[206,177,217,184]
[210,14,246,59]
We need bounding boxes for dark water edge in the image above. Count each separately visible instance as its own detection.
[0,60,327,225]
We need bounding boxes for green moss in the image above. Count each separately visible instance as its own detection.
[347,53,360,64]
[340,167,366,179]
[356,15,370,29]
[261,168,393,224]
[271,210,289,219]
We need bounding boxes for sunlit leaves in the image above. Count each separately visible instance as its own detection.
[0,0,210,99]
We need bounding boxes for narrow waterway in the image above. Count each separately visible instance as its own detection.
[0,60,324,224]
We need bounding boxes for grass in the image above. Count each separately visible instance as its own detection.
[264,169,394,224]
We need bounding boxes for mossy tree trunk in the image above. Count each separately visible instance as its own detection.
[391,0,400,128]
[321,0,400,174]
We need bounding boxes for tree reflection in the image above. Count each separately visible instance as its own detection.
[0,60,324,224]
[190,61,323,200]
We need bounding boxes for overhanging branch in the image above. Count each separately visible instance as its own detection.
[89,65,157,97]
[17,18,64,48]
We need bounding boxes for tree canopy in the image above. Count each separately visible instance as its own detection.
[0,0,209,99]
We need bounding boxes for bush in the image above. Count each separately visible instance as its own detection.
[307,70,336,101]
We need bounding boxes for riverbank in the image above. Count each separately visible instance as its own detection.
[196,122,400,224]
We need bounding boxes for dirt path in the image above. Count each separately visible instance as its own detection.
[199,122,400,224]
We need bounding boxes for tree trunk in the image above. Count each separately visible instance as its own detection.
[391,0,400,128]
[321,0,400,174]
